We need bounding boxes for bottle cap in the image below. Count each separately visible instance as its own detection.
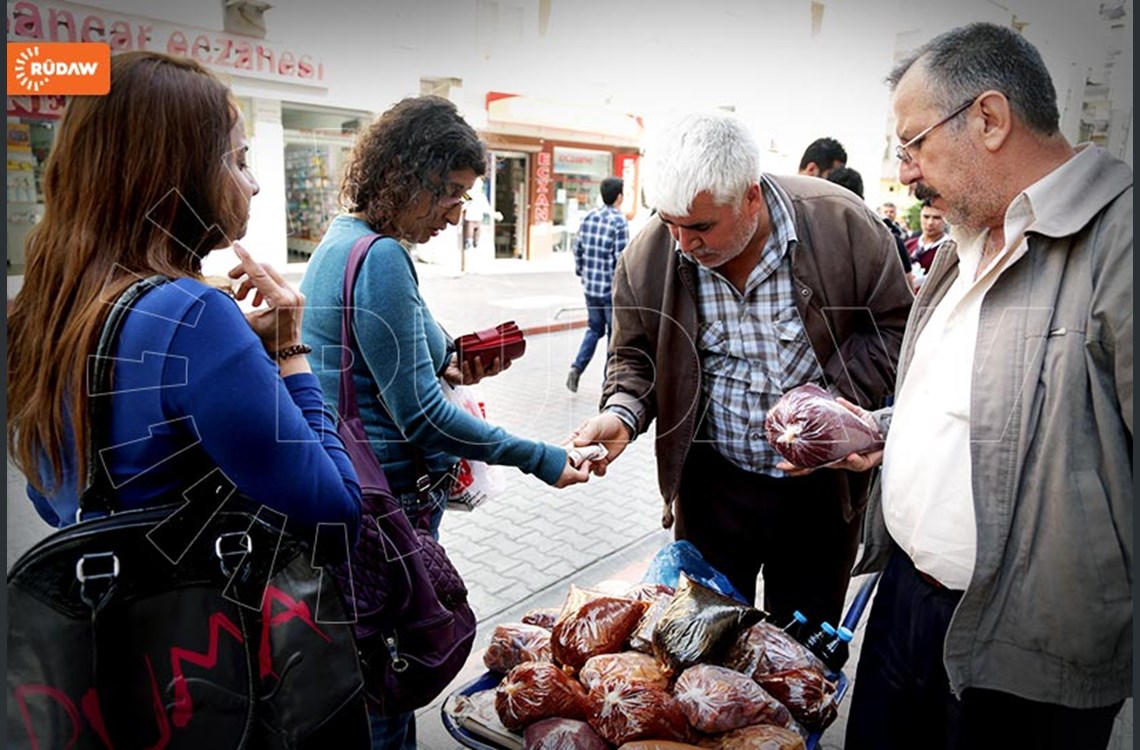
[793,610,808,624]
[820,622,836,636]
[836,626,854,642]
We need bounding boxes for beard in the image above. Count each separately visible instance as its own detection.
[705,206,759,268]
[913,182,940,201]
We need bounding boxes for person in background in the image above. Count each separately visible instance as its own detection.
[462,175,492,251]
[571,110,912,627]
[6,51,367,743]
[567,176,629,393]
[797,136,848,178]
[820,164,863,197]
[905,196,951,275]
[826,165,916,291]
[298,96,590,749]
[806,22,1131,750]
[878,200,908,237]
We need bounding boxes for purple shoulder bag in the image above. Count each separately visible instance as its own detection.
[331,233,477,715]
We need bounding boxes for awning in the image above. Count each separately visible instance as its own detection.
[484,91,643,147]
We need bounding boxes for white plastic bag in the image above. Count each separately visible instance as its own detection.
[441,382,506,510]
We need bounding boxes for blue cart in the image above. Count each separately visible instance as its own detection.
[442,572,880,749]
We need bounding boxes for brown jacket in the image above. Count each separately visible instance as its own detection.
[602,175,913,523]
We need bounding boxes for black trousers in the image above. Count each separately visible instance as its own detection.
[674,441,861,626]
[845,549,1124,750]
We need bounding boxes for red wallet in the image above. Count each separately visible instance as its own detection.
[455,321,526,369]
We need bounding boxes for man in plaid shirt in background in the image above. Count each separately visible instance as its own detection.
[567,177,629,392]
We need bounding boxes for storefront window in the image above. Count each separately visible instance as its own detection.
[282,104,367,263]
[7,116,57,276]
[551,146,612,253]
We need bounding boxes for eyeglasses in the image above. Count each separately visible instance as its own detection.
[895,97,976,164]
[438,192,473,209]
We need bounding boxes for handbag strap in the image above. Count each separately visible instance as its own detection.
[79,274,172,519]
[339,234,436,505]
[338,233,383,422]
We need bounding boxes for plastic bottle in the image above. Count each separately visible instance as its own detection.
[819,625,854,672]
[779,610,810,643]
[803,621,837,660]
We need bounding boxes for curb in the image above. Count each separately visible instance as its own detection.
[520,319,588,337]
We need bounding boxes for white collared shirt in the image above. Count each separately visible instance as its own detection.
[881,145,1089,589]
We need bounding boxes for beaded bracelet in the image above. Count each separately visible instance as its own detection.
[274,343,313,361]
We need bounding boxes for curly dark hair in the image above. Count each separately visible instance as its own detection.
[340,96,486,235]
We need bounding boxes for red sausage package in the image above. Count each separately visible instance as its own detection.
[672,664,792,733]
[706,723,807,750]
[764,383,883,469]
[496,661,589,732]
[579,652,671,692]
[522,608,561,630]
[484,623,554,673]
[724,622,826,679]
[586,679,691,746]
[551,585,649,670]
[523,717,608,750]
[754,667,838,732]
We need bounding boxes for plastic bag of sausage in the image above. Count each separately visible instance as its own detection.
[522,717,608,750]
[705,723,807,750]
[723,621,826,679]
[764,383,883,469]
[652,575,764,674]
[754,667,838,732]
[551,585,649,670]
[495,661,589,732]
[579,652,671,692]
[521,608,560,630]
[672,664,793,734]
[624,582,677,602]
[484,623,553,673]
[585,678,691,746]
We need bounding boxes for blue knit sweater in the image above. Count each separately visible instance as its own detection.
[27,278,362,545]
[299,215,566,492]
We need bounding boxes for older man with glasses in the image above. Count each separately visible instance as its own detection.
[826,22,1133,750]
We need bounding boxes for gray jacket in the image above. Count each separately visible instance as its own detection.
[856,146,1133,708]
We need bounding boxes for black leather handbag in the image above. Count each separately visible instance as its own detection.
[6,277,369,749]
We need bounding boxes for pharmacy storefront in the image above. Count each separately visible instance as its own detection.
[6,0,373,294]
[476,92,642,264]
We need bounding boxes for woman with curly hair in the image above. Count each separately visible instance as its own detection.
[299,96,588,747]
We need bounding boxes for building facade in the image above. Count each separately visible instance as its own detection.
[7,0,1132,294]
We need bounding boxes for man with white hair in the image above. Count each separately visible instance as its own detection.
[571,111,912,626]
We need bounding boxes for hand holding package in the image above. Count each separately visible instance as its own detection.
[764,383,883,469]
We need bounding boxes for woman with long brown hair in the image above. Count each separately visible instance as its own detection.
[7,53,361,557]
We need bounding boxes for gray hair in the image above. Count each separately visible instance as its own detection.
[887,22,1059,136]
[642,110,760,215]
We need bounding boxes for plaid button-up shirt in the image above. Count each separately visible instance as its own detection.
[574,205,629,299]
[687,176,825,475]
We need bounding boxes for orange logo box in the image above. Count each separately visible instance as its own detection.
[7,42,110,95]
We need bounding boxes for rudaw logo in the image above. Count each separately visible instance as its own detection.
[7,42,111,95]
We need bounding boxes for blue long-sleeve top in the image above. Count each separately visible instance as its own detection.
[299,215,567,492]
[27,279,362,545]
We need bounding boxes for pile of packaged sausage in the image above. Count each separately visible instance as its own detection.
[448,575,841,750]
